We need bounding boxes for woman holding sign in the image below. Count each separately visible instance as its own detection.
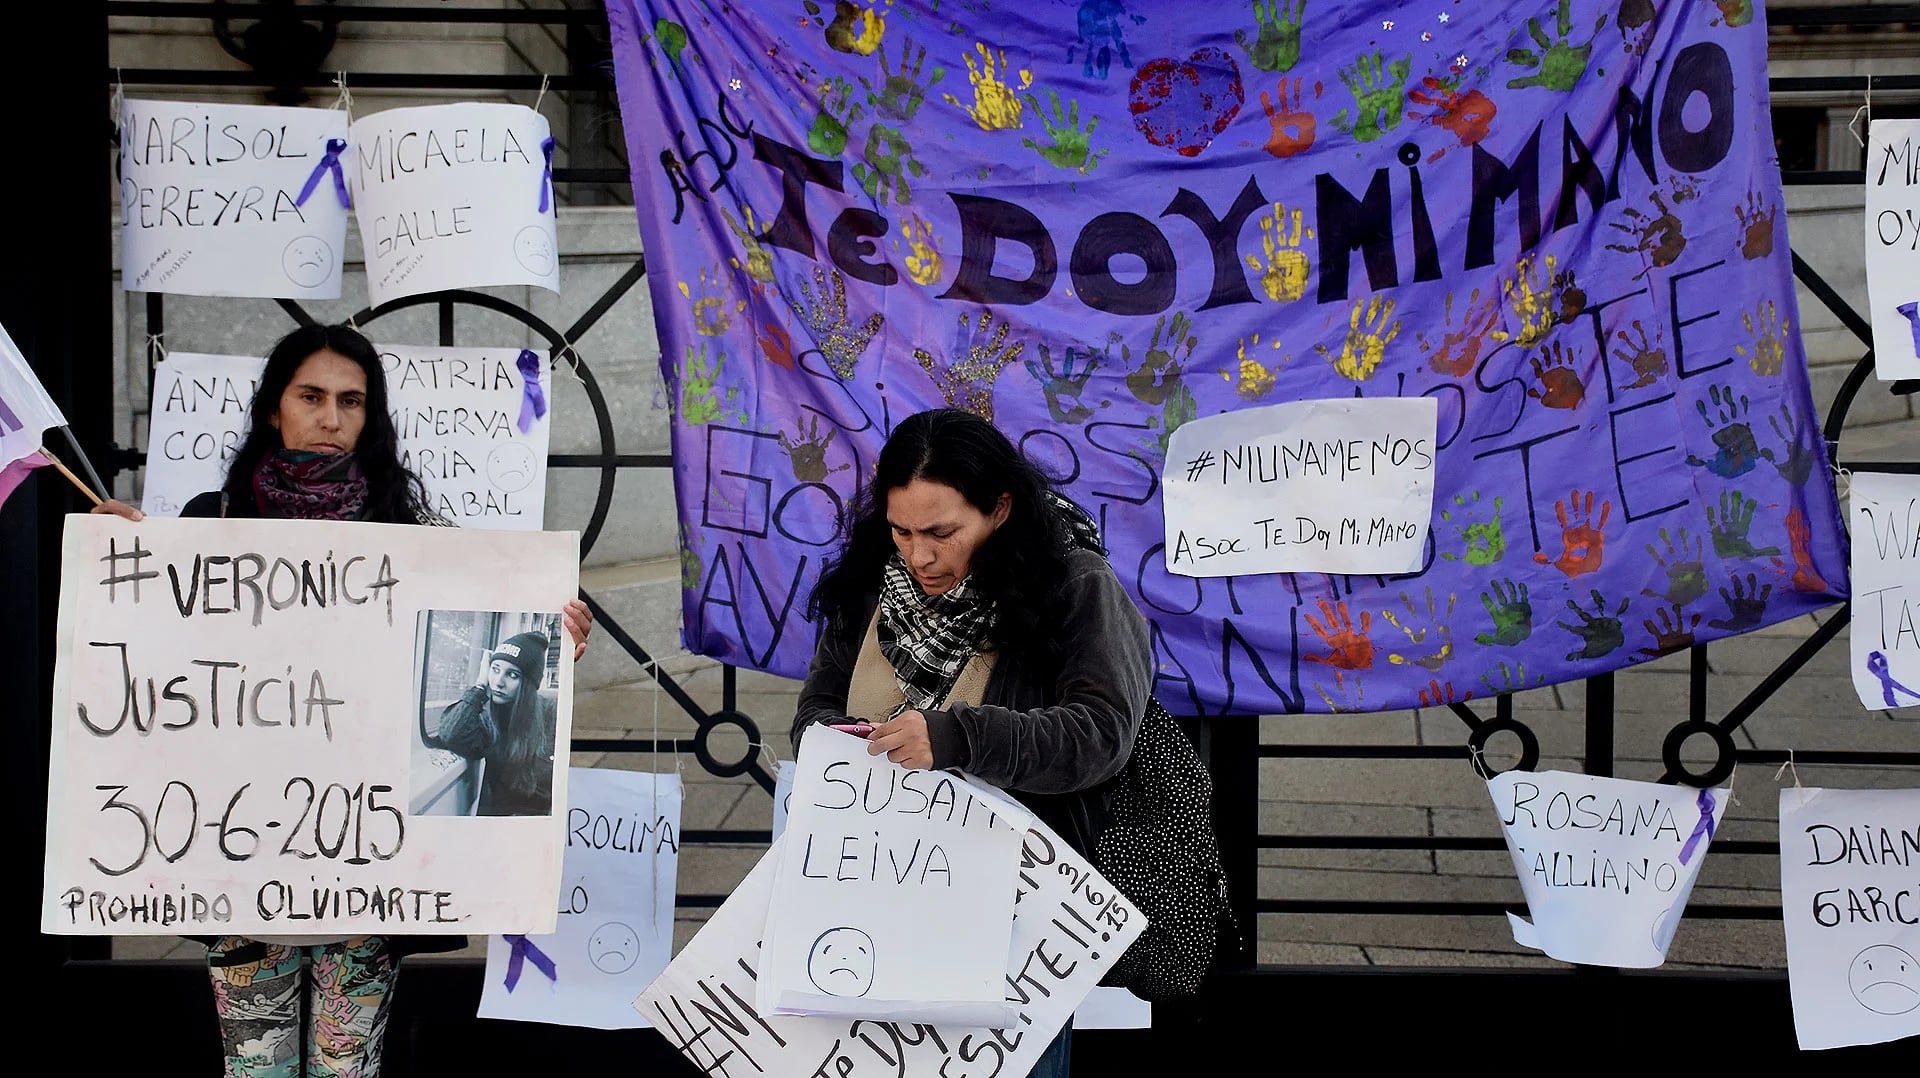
[791,407,1152,1078]
[95,323,591,1078]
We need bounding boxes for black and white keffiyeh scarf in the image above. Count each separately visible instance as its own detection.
[876,491,1103,710]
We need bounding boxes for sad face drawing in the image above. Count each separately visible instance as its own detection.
[806,926,875,998]
[587,921,640,975]
[513,224,556,276]
[1848,944,1920,1016]
[282,235,336,288]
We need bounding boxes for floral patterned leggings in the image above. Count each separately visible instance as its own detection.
[206,936,398,1078]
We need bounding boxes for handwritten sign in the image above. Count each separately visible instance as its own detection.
[141,346,550,529]
[41,515,577,936]
[349,103,559,307]
[1780,787,1920,1050]
[637,820,1143,1075]
[1850,471,1920,711]
[119,100,349,298]
[1866,120,1920,381]
[760,727,1029,1025]
[1162,398,1438,576]
[771,757,795,840]
[479,769,682,1029]
[1488,769,1727,968]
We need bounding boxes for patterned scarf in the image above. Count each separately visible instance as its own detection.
[877,491,1103,710]
[252,450,371,521]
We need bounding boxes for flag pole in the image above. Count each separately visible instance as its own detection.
[56,425,110,498]
[40,451,102,507]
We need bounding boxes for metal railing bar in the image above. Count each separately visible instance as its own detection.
[548,453,673,468]
[1792,251,1874,347]
[1257,746,1476,759]
[562,256,648,347]
[1657,609,1850,785]
[109,70,610,91]
[1843,460,1920,473]
[576,592,712,724]
[106,2,608,24]
[571,739,699,753]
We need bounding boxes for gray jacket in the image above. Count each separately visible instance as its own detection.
[792,547,1152,856]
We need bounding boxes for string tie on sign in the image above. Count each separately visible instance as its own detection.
[515,349,548,434]
[538,136,557,214]
[1677,788,1717,866]
[1774,748,1808,809]
[500,933,558,991]
[296,138,352,210]
[1848,75,1872,148]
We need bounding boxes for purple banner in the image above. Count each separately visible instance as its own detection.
[607,0,1849,714]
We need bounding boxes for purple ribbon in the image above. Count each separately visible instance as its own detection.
[295,138,352,209]
[1677,788,1717,866]
[1867,651,1920,708]
[538,136,556,213]
[516,349,547,434]
[1898,302,1920,359]
[502,934,557,991]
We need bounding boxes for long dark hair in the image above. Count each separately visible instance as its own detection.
[223,324,425,523]
[494,668,551,792]
[808,408,1091,659]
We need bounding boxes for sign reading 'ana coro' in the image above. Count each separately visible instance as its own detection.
[607,1,1848,714]
[119,100,351,299]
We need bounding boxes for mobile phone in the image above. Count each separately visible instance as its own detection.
[829,722,874,735]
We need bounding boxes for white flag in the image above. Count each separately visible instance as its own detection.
[0,320,67,470]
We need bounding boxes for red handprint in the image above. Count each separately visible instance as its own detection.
[1534,488,1611,578]
[1417,679,1472,707]
[746,284,795,370]
[1407,76,1496,161]
[1418,287,1500,377]
[1304,598,1375,683]
[1526,341,1587,410]
[1785,506,1828,593]
[1259,76,1318,159]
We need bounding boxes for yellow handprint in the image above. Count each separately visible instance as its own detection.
[721,206,775,283]
[895,214,943,287]
[1737,298,1789,376]
[1221,333,1287,400]
[1242,202,1314,303]
[942,42,1032,131]
[1317,294,1401,380]
[1490,253,1562,348]
[677,267,745,337]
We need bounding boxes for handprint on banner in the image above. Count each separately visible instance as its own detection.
[1686,384,1764,479]
[1480,659,1545,696]
[1070,0,1142,80]
[1382,587,1458,672]
[1026,341,1104,423]
[1707,489,1782,560]
[1639,603,1702,658]
[1406,74,1497,159]
[678,267,745,337]
[1438,492,1506,565]
[722,206,776,284]
[680,343,745,426]
[943,42,1032,130]
[1021,89,1107,172]
[1534,488,1610,579]
[808,78,864,156]
[679,522,702,590]
[1610,319,1668,390]
[1474,578,1534,647]
[1760,403,1818,486]
[1505,0,1606,92]
[1605,191,1686,277]
[914,309,1027,420]
[1708,573,1773,633]
[1236,0,1305,73]
[1418,679,1472,707]
[1317,294,1401,380]
[1314,677,1368,714]
[1304,599,1375,684]
[895,214,944,286]
[745,287,795,370]
[795,267,886,380]
[1552,269,1587,321]
[1490,254,1562,348]
[778,416,851,483]
[1735,189,1777,260]
[651,17,689,71]
[1128,312,1197,404]
[1331,51,1412,143]
[1711,0,1755,28]
[1737,300,1789,377]
[824,1,886,56]
[1419,288,1501,377]
[1781,507,1830,593]
[1617,0,1655,56]
[1643,527,1708,606]
[1244,202,1314,302]
[1526,341,1588,410]
[862,37,944,122]
[1223,333,1287,401]
[853,123,927,206]
[1258,77,1318,159]
[1155,386,1199,457]
[1558,589,1629,661]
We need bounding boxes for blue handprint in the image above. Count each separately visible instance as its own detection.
[1026,342,1105,424]
[1684,384,1763,479]
[1069,0,1144,80]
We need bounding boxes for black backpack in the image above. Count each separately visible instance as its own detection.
[1094,696,1233,1001]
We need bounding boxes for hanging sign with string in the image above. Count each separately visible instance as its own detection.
[1865,118,1920,382]
[119,100,351,298]
[1847,470,1920,711]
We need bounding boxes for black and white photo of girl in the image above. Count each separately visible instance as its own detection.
[412,609,561,817]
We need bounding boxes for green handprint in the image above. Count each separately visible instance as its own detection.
[680,343,743,425]
[852,123,926,206]
[1235,0,1305,74]
[1480,659,1545,696]
[808,78,863,157]
[1474,577,1533,647]
[1643,526,1707,606]
[1128,311,1196,405]
[1158,385,1198,456]
[653,18,689,70]
[1558,589,1628,661]
[1506,0,1607,92]
[1706,489,1781,560]
[1331,51,1412,143]
[1439,492,1506,566]
[1712,0,1754,28]
[861,37,945,122]
[1020,89,1106,173]
[679,523,703,589]
[1025,341,1105,424]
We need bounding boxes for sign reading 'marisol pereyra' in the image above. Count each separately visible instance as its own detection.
[1161,398,1438,576]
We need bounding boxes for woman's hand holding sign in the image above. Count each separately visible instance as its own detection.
[865,710,934,770]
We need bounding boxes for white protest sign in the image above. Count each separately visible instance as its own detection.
[119,100,349,298]
[1780,788,1920,1050]
[0,320,66,467]
[1865,119,1920,382]
[480,769,682,1029]
[1161,397,1438,576]
[1849,471,1920,711]
[771,758,795,840]
[638,821,1144,1076]
[1073,987,1150,1029]
[42,515,576,936]
[350,103,559,307]
[761,727,1030,1025]
[140,346,550,530]
[1488,770,1728,968]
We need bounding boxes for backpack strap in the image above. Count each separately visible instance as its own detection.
[846,606,996,722]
